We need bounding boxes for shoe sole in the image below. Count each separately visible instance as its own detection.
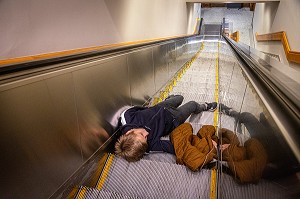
[208,107,217,112]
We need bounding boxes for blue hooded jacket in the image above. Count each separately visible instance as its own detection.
[120,105,179,154]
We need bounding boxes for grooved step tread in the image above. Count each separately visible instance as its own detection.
[100,156,212,199]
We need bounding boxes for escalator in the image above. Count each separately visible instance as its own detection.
[1,22,299,199]
[49,24,300,199]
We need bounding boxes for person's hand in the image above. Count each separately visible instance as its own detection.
[212,140,218,149]
[220,144,230,152]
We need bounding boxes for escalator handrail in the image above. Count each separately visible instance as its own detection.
[0,24,204,78]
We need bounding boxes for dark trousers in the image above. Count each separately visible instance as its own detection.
[156,95,206,124]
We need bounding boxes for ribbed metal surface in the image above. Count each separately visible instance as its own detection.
[142,152,177,164]
[80,186,143,199]
[101,156,211,199]
[219,173,286,199]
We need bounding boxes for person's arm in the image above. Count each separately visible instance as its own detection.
[150,140,175,154]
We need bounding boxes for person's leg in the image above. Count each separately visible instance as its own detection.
[156,95,184,108]
[167,101,207,124]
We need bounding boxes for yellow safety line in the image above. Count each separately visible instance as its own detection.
[96,153,115,190]
[213,42,220,127]
[89,153,109,187]
[76,186,87,199]
[70,153,112,199]
[66,186,81,199]
[152,42,204,105]
[210,41,220,199]
[193,17,201,34]
[210,168,217,199]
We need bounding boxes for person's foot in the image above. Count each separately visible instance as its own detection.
[219,103,232,115]
[205,102,217,111]
[165,94,175,100]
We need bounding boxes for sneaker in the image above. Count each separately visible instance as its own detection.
[165,94,175,100]
[219,103,232,115]
[205,102,217,111]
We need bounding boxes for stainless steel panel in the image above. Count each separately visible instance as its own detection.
[73,55,129,158]
[127,48,155,105]
[153,44,169,91]
[167,42,178,79]
[0,73,82,199]
[175,39,189,71]
[187,38,201,57]
[175,39,186,59]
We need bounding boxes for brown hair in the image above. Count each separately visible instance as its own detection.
[115,132,148,162]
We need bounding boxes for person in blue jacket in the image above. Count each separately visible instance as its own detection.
[114,95,217,162]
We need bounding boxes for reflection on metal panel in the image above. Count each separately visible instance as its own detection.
[128,48,155,105]
[0,73,82,199]
[153,44,169,92]
[73,55,129,157]
[218,40,299,193]
[168,42,178,79]
[175,40,188,70]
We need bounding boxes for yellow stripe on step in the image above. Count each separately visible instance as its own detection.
[76,186,87,199]
[211,41,220,199]
[210,168,217,199]
[96,153,115,190]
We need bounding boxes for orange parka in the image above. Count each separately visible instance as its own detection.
[170,123,218,171]
[170,123,267,183]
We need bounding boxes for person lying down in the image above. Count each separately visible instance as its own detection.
[170,123,267,184]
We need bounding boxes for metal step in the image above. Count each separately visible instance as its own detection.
[76,186,144,199]
[219,172,287,199]
[100,156,212,199]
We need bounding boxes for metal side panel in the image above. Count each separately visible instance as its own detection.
[219,173,286,199]
[0,73,83,199]
[167,42,178,80]
[153,44,169,92]
[187,40,200,57]
[175,39,188,69]
[73,55,130,158]
[127,47,155,105]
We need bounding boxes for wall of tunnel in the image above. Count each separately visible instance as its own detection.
[0,0,200,60]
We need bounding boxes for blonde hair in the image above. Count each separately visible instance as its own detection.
[115,132,148,162]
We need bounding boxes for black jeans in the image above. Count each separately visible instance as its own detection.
[156,95,206,124]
